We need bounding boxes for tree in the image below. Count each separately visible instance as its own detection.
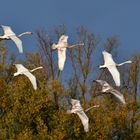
[68,26,99,104]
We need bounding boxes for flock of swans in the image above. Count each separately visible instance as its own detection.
[0,25,132,132]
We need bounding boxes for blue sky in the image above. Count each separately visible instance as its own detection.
[0,0,140,59]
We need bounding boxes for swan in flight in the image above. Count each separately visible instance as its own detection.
[14,64,43,90]
[0,25,32,53]
[52,35,84,71]
[93,80,126,104]
[99,50,132,86]
[67,99,89,132]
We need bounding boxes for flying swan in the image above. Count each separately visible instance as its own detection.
[67,99,89,132]
[52,35,84,71]
[14,64,43,90]
[93,80,126,104]
[99,50,132,86]
[0,25,32,53]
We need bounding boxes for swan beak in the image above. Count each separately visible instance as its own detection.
[92,80,97,83]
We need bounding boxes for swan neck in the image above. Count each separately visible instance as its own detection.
[30,67,43,72]
[18,32,32,37]
[117,61,132,66]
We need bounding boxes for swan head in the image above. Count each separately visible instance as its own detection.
[26,32,32,35]
[126,60,132,63]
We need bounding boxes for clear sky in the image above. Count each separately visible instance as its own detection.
[0,0,140,59]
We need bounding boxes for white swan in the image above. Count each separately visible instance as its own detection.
[99,50,132,86]
[67,99,89,132]
[93,80,126,104]
[14,64,43,90]
[0,25,32,53]
[52,35,84,71]
[52,35,68,71]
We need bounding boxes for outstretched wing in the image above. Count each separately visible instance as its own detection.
[102,51,115,65]
[9,35,23,53]
[58,35,68,44]
[95,80,111,91]
[58,48,66,71]
[107,66,120,86]
[14,64,28,72]
[96,80,109,87]
[23,71,37,90]
[76,111,89,132]
[1,25,15,36]
[71,99,80,106]
[109,88,126,104]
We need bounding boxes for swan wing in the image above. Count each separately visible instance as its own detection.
[23,71,37,90]
[96,80,110,87]
[58,48,66,71]
[102,51,115,65]
[95,80,111,91]
[9,35,23,53]
[107,65,120,86]
[14,64,28,73]
[71,99,82,111]
[109,88,126,104]
[68,100,82,114]
[76,110,89,132]
[71,99,80,106]
[1,25,15,36]
[58,35,68,44]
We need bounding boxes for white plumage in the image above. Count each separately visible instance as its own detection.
[67,99,89,132]
[52,35,84,71]
[52,35,68,71]
[94,80,126,104]
[57,47,66,71]
[0,25,32,53]
[99,50,132,86]
[14,64,43,90]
